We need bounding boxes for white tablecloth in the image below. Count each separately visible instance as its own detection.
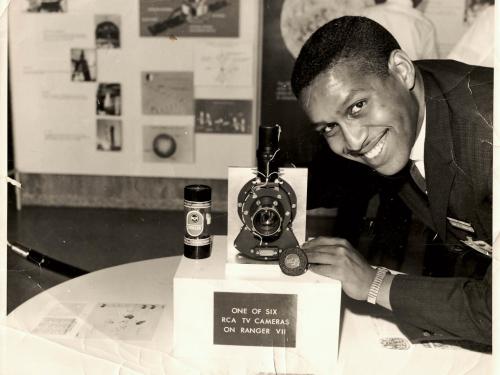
[2,239,492,375]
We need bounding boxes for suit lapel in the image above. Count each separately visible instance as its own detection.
[421,69,457,241]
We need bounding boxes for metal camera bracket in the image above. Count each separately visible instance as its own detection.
[226,167,307,271]
[233,176,299,260]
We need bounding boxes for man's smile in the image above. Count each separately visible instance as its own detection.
[360,129,389,161]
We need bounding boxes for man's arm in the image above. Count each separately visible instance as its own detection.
[389,267,491,345]
[302,237,492,345]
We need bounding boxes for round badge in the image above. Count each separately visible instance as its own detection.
[279,247,308,276]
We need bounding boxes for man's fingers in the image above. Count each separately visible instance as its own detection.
[309,264,341,279]
[302,244,349,258]
[302,236,350,249]
[304,251,337,265]
[302,245,335,254]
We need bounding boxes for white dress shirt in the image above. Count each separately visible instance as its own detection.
[409,113,426,179]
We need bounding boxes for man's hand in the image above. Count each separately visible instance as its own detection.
[302,236,376,301]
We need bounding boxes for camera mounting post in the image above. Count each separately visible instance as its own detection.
[226,125,308,276]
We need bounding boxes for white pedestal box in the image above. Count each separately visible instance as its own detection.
[173,236,342,375]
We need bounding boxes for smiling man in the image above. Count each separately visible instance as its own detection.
[291,16,492,346]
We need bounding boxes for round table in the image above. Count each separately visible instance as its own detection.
[3,255,492,375]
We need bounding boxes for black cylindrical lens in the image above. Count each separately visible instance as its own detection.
[257,124,280,177]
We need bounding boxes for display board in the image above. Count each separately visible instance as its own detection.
[9,0,258,179]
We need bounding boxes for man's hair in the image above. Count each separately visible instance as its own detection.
[291,16,401,98]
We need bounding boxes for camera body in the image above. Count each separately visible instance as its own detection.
[228,125,306,262]
[233,176,299,260]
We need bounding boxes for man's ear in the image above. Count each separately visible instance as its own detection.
[388,49,415,90]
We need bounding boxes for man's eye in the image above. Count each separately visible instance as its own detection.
[320,124,338,136]
[350,100,366,116]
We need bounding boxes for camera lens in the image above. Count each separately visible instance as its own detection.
[252,207,282,237]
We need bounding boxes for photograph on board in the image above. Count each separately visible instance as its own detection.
[71,48,97,82]
[25,0,68,13]
[140,0,239,37]
[97,119,122,152]
[195,99,251,134]
[143,125,194,163]
[142,71,194,115]
[95,15,121,49]
[96,83,122,116]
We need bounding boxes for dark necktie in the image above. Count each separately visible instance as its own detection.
[410,161,427,193]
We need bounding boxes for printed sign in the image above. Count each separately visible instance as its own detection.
[213,292,297,347]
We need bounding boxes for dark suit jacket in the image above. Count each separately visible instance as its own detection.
[390,60,493,345]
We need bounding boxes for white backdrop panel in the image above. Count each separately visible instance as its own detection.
[10,0,258,179]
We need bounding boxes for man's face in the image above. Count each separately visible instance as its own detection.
[299,63,419,175]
